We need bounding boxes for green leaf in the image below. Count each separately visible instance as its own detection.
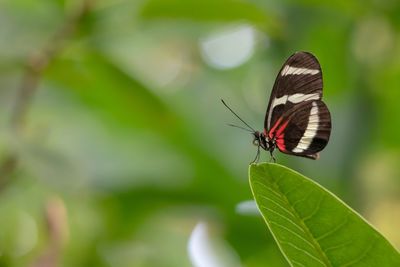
[249,163,400,267]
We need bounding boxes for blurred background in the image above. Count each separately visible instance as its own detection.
[1,0,400,266]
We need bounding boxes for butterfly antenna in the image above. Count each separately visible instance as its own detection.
[227,123,254,133]
[221,99,256,132]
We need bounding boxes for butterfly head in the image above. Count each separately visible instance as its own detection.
[253,131,276,151]
[253,131,268,150]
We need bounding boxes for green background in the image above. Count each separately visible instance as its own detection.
[0,0,399,266]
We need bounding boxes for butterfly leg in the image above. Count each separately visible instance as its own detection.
[269,150,276,163]
[250,145,261,164]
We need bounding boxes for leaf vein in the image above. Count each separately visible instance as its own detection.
[283,181,304,198]
[291,260,306,267]
[270,221,315,249]
[339,238,376,267]
[264,166,332,267]
[252,180,282,198]
[260,205,306,234]
[258,195,297,219]
[302,194,325,222]
[281,241,326,266]
[316,216,349,241]
[292,190,313,209]
[323,241,352,253]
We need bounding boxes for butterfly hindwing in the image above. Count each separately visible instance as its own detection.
[264,52,323,131]
[269,100,331,159]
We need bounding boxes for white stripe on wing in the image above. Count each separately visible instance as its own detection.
[267,93,320,128]
[281,65,319,76]
[292,102,319,153]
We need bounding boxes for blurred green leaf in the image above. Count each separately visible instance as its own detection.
[45,50,247,203]
[249,163,400,266]
[139,0,280,34]
[46,51,172,130]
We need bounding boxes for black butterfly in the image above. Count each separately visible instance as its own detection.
[223,51,331,162]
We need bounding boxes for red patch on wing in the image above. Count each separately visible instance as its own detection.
[276,120,289,138]
[276,137,286,151]
[275,120,289,152]
[268,117,283,139]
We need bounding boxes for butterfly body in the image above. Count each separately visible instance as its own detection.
[223,51,331,162]
[252,131,275,162]
[259,51,331,160]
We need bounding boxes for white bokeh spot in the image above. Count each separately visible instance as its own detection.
[200,24,257,70]
[188,221,242,267]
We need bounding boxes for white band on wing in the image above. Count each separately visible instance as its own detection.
[281,65,319,76]
[292,102,319,153]
[267,93,320,128]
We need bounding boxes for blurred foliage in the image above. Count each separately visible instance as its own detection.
[0,0,400,266]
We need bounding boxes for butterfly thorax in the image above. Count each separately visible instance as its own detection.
[253,131,275,153]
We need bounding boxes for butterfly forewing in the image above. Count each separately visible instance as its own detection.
[265,52,323,131]
[264,52,331,159]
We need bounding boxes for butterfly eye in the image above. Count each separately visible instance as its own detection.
[253,139,259,146]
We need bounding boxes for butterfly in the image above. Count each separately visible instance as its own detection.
[222,51,331,162]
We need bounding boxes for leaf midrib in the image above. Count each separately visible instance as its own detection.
[264,166,333,267]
